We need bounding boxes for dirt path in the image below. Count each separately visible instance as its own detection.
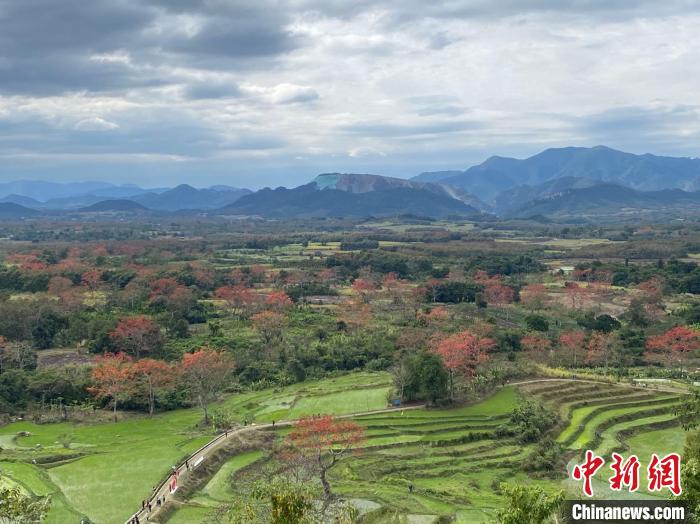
[509,377,689,395]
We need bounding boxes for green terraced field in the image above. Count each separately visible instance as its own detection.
[164,379,688,522]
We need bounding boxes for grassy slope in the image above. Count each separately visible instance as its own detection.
[166,451,264,523]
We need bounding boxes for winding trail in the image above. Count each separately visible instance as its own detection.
[126,377,688,523]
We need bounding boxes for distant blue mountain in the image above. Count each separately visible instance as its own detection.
[0,202,41,218]
[132,184,251,211]
[508,182,700,220]
[79,199,150,212]
[221,174,483,218]
[414,146,700,201]
[0,194,42,207]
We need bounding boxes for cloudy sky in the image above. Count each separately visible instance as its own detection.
[0,0,699,188]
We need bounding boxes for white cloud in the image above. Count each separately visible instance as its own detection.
[266,83,320,104]
[348,146,387,158]
[74,117,120,131]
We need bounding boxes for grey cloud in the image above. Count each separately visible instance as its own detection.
[573,105,700,137]
[342,120,482,138]
[0,0,160,94]
[269,84,320,104]
[562,105,700,155]
[406,95,467,118]
[0,0,154,56]
[0,110,219,157]
[0,55,171,96]
[164,16,298,60]
[224,135,286,150]
[0,0,300,95]
[183,80,242,100]
[298,0,700,21]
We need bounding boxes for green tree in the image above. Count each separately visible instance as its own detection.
[31,311,67,349]
[0,481,50,523]
[624,298,649,327]
[525,314,549,332]
[676,388,700,431]
[497,483,564,524]
[505,400,558,444]
[392,351,448,404]
[680,430,700,521]
[418,352,449,404]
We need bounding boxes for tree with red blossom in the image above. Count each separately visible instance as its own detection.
[339,302,372,331]
[228,268,251,286]
[565,282,590,310]
[249,264,268,283]
[91,244,109,258]
[265,290,293,311]
[520,284,550,311]
[473,270,493,284]
[88,353,134,422]
[351,278,376,304]
[47,276,73,296]
[251,310,287,344]
[521,334,552,364]
[317,268,337,283]
[417,306,448,326]
[645,326,700,372]
[8,253,47,271]
[148,277,193,315]
[485,282,515,308]
[284,415,366,499]
[81,269,102,290]
[585,332,614,372]
[110,315,162,359]
[382,272,407,305]
[132,358,175,416]
[559,330,587,367]
[637,278,663,302]
[215,285,259,318]
[636,278,665,320]
[431,330,494,399]
[193,267,215,289]
[423,278,442,303]
[180,347,235,423]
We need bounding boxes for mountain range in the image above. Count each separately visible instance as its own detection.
[1,146,700,221]
[414,145,700,200]
[221,174,484,218]
[506,183,700,219]
[0,183,250,211]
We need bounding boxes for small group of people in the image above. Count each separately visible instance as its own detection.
[132,492,168,523]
